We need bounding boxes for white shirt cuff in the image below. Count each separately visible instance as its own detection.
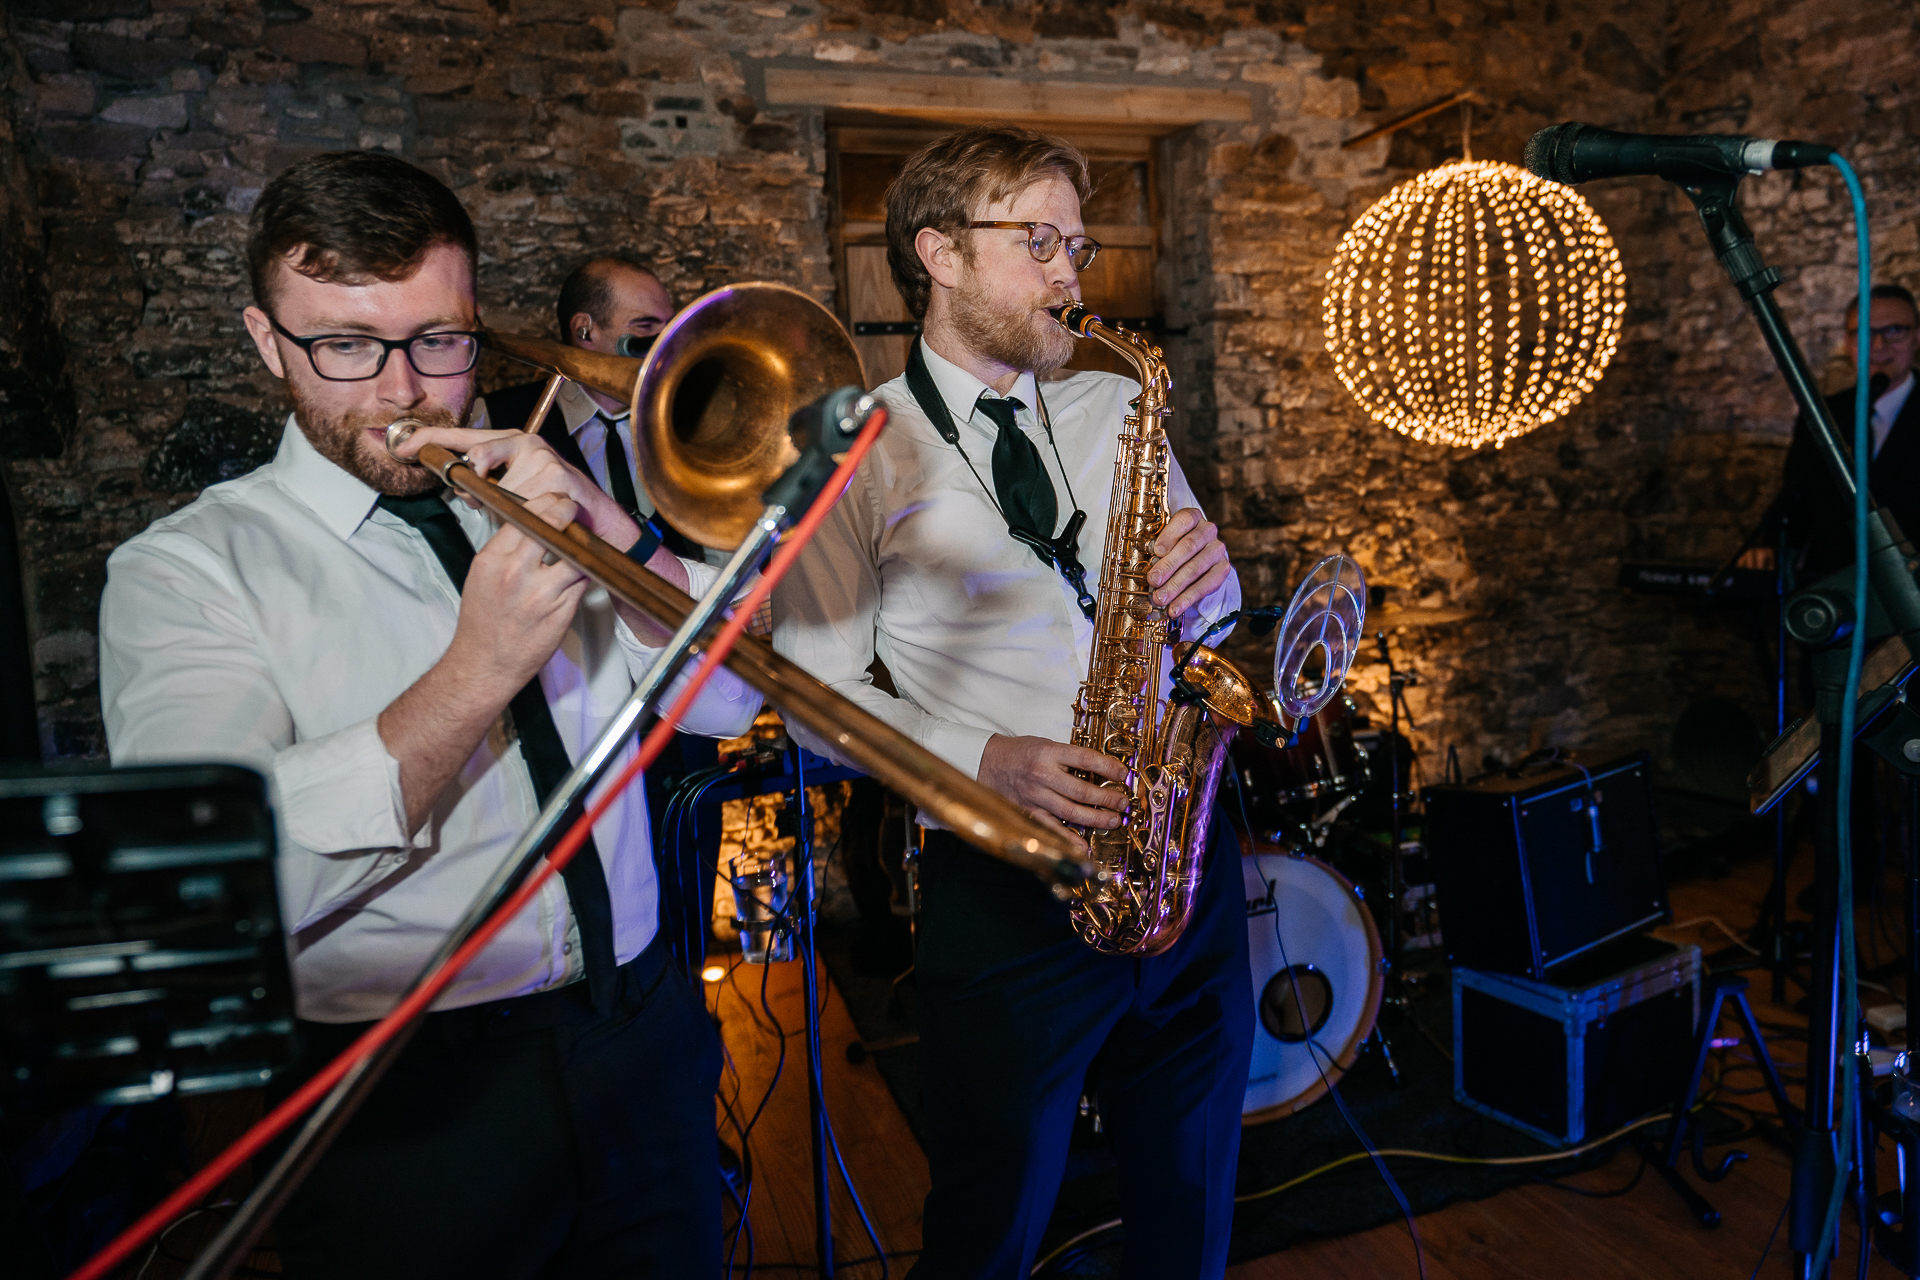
[923,721,995,783]
[270,716,420,854]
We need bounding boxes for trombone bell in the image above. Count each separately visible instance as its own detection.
[482,282,864,552]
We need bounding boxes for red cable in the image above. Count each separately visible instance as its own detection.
[66,403,888,1280]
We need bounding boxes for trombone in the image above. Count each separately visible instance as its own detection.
[427,281,1092,886]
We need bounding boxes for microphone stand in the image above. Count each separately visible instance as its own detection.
[182,397,875,1280]
[1675,173,1920,1276]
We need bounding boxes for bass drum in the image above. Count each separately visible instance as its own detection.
[1240,845,1383,1124]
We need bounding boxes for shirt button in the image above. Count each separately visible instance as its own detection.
[563,942,573,955]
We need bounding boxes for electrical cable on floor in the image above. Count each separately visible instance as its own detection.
[1275,921,1427,1280]
[1659,915,1761,957]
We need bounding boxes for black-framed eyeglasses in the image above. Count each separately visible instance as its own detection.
[967,221,1101,272]
[267,313,483,382]
[1870,324,1915,343]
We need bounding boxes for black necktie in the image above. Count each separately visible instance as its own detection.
[376,492,619,1012]
[598,415,643,521]
[977,395,1058,548]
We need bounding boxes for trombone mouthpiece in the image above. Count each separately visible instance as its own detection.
[384,418,429,459]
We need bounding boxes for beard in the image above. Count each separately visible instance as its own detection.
[289,382,472,497]
[950,273,1077,376]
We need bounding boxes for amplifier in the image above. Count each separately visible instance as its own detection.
[1424,751,1667,979]
[1454,934,1699,1146]
[0,764,294,1118]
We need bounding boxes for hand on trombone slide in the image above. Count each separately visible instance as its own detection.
[389,422,695,641]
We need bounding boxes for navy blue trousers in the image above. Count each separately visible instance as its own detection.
[269,937,722,1280]
[909,814,1253,1280]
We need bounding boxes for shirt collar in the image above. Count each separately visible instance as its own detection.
[268,415,387,542]
[919,341,1040,438]
[1876,370,1916,417]
[555,379,624,434]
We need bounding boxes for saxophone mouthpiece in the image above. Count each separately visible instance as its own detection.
[1050,302,1094,336]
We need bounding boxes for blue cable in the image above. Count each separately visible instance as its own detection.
[1809,151,1871,1277]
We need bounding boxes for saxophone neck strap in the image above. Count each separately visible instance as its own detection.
[904,338,1096,621]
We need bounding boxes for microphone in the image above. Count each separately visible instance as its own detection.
[1524,122,1833,186]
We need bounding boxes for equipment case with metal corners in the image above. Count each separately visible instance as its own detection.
[1453,934,1699,1147]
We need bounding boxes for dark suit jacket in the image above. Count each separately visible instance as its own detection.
[1769,372,1920,582]
[482,379,703,559]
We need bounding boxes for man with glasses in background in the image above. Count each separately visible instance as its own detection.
[99,150,758,1279]
[774,126,1251,1279]
[1741,283,1920,578]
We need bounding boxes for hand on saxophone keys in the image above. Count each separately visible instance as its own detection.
[1147,507,1231,620]
[978,733,1130,853]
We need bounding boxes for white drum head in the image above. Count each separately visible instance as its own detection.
[1241,850,1383,1123]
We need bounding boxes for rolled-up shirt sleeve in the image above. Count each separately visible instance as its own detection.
[99,535,416,931]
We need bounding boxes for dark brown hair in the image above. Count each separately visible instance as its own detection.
[555,256,665,341]
[884,127,1092,320]
[1848,283,1919,321]
[246,151,478,309]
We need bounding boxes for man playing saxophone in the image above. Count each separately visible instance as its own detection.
[774,127,1254,1278]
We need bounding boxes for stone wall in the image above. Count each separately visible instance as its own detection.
[0,0,1905,787]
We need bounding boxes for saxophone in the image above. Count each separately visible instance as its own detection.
[1052,304,1288,956]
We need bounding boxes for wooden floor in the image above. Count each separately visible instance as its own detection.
[715,837,1917,1279]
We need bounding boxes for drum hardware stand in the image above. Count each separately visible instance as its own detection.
[1368,631,1422,1085]
[1710,510,1799,1003]
[1645,971,1800,1229]
[1373,633,1421,1001]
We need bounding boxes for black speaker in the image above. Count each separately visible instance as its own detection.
[1424,751,1667,979]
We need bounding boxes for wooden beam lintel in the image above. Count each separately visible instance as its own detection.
[767,68,1252,132]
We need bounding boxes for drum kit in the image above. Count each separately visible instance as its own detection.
[1228,558,1420,1123]
[1230,698,1394,1123]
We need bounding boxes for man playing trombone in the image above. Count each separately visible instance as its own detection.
[99,150,758,1279]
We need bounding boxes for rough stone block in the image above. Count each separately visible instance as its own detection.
[1299,74,1358,119]
[73,34,197,84]
[36,76,98,120]
[264,24,370,68]
[415,98,532,139]
[38,121,155,162]
[101,94,190,131]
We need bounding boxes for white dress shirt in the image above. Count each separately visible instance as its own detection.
[1872,371,1915,457]
[99,421,761,1022]
[771,343,1239,820]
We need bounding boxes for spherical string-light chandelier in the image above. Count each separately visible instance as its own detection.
[1323,159,1628,450]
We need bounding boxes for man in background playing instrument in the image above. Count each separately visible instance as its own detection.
[99,151,758,1279]
[774,127,1253,1279]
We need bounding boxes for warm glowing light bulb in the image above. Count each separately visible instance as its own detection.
[701,964,727,983]
[1323,160,1628,450]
